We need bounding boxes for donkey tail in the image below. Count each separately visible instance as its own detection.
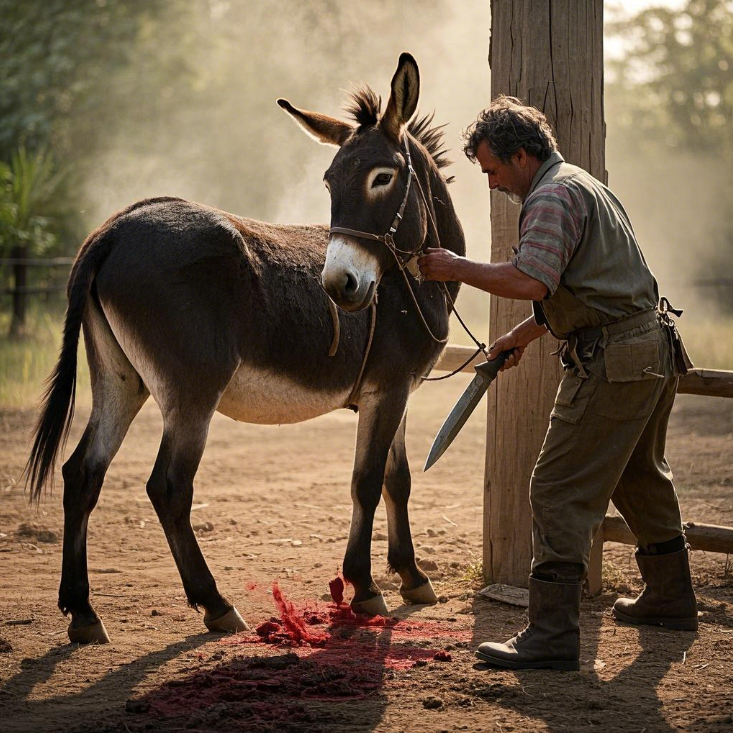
[24,225,117,503]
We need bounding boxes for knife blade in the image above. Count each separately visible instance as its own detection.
[423,350,512,471]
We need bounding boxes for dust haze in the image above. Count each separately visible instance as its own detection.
[80,0,726,342]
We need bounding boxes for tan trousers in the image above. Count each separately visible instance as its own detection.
[530,320,684,578]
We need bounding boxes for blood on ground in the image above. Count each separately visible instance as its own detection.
[134,579,467,728]
[229,579,470,668]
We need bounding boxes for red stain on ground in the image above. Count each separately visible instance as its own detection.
[137,580,469,728]
[328,575,345,605]
[270,581,329,646]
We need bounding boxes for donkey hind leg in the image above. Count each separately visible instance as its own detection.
[382,416,437,605]
[344,390,409,616]
[61,308,150,643]
[146,407,247,634]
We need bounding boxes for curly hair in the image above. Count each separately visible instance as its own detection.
[462,96,558,164]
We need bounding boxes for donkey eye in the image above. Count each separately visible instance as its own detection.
[324,180,331,192]
[372,172,393,187]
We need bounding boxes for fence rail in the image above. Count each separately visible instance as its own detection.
[434,344,733,398]
[0,257,75,267]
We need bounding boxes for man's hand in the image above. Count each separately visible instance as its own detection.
[418,247,461,281]
[488,331,525,371]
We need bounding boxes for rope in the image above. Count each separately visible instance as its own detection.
[422,344,486,382]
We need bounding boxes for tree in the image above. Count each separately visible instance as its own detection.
[607,0,733,156]
[606,0,733,311]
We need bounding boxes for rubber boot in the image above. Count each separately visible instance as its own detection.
[613,547,698,631]
[476,576,581,671]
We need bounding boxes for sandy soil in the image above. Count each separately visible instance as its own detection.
[0,378,731,733]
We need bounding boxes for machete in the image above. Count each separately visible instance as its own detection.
[423,350,514,472]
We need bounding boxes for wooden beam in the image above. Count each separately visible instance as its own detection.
[483,0,605,588]
[433,345,733,398]
[586,527,604,596]
[677,368,733,398]
[602,514,733,554]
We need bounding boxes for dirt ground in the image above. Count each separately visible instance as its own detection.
[0,377,731,733]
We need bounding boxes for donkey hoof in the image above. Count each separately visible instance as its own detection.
[401,579,438,605]
[351,594,389,617]
[204,606,249,634]
[68,618,111,644]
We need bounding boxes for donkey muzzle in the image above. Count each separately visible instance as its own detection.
[322,236,380,311]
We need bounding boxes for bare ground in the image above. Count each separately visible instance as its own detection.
[0,378,731,733]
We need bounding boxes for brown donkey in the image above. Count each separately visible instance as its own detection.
[26,53,464,643]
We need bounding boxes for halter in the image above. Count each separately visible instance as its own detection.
[322,137,490,409]
[328,139,417,263]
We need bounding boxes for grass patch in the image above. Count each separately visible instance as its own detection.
[601,559,635,594]
[461,560,485,588]
[0,306,90,410]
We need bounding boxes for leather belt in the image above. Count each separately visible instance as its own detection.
[574,308,658,343]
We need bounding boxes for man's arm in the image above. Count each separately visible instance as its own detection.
[487,316,548,371]
[417,248,548,301]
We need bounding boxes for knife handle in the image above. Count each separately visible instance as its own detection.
[474,349,516,380]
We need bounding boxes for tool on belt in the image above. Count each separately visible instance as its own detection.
[423,350,514,471]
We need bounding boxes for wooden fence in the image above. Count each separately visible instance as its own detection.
[432,343,733,594]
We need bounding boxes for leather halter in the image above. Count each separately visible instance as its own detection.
[328,139,416,262]
[324,137,485,409]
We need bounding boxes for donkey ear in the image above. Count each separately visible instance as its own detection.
[277,99,354,147]
[381,53,420,141]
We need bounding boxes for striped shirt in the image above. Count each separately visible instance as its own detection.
[512,152,658,318]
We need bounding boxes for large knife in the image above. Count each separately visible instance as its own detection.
[423,350,514,472]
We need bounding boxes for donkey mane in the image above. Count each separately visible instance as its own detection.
[345,85,453,176]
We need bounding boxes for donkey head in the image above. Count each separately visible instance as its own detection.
[278,53,425,311]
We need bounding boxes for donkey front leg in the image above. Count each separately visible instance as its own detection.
[146,412,247,634]
[383,416,438,605]
[344,391,409,616]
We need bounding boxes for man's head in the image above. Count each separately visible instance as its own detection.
[462,96,558,203]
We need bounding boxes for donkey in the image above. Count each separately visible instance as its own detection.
[26,53,465,643]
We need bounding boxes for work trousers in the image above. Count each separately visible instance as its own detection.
[530,319,684,579]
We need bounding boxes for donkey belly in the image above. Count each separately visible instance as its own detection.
[217,363,350,425]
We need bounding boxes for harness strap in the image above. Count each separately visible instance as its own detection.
[328,227,384,242]
[326,294,340,357]
[327,136,491,392]
[346,301,377,410]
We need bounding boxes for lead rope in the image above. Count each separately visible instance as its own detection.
[409,173,490,380]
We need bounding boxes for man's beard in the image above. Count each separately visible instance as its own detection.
[500,189,523,205]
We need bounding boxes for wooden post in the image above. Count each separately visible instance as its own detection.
[484,0,606,587]
[9,244,28,338]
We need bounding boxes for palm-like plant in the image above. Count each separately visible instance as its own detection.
[0,147,64,337]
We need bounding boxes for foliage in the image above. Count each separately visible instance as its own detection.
[0,0,160,161]
[0,147,65,258]
[607,0,733,157]
[606,0,733,312]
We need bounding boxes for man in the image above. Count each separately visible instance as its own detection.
[418,96,697,672]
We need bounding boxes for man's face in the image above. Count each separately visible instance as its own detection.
[475,140,530,204]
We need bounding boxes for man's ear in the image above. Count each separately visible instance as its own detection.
[380,53,420,142]
[514,148,528,168]
[277,99,354,147]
